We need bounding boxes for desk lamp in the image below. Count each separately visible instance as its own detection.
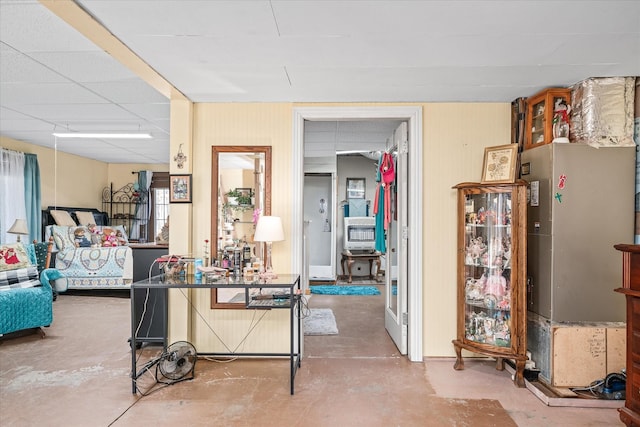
[8,219,29,242]
[253,216,284,279]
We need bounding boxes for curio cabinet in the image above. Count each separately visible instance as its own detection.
[452,181,528,387]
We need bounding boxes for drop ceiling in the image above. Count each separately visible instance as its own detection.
[1,0,638,163]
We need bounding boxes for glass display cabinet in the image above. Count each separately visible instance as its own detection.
[452,181,528,387]
[524,87,571,150]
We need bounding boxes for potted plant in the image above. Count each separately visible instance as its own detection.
[226,189,241,205]
[237,194,252,205]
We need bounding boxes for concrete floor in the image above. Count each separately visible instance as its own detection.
[0,281,622,426]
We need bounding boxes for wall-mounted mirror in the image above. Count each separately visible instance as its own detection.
[211,146,271,308]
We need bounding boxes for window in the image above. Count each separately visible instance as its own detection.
[149,172,169,242]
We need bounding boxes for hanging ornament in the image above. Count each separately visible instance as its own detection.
[174,144,187,168]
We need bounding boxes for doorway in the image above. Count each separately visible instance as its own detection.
[292,106,423,362]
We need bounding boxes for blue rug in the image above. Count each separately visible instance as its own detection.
[310,285,380,295]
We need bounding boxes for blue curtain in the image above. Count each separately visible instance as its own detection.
[24,154,41,242]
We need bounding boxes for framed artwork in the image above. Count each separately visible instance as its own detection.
[236,188,252,197]
[170,174,192,203]
[346,178,366,199]
[481,144,518,184]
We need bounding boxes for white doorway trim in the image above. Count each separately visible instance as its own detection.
[291,106,423,362]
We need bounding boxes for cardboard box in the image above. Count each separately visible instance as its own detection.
[552,326,626,387]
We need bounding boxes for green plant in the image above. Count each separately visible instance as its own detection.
[226,188,241,197]
[237,194,252,205]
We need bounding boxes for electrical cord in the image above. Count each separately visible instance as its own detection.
[570,370,627,399]
[297,295,311,319]
[134,287,150,339]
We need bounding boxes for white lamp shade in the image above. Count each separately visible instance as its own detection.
[8,219,29,235]
[253,216,285,242]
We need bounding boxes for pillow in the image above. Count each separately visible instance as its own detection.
[75,211,96,226]
[51,225,83,251]
[0,265,40,291]
[50,210,76,226]
[0,243,32,271]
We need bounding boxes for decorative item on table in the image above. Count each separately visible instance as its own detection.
[243,266,255,282]
[480,144,518,184]
[156,255,191,277]
[552,98,571,143]
[197,265,227,282]
[203,239,210,267]
[233,245,242,278]
[253,215,285,279]
[194,258,203,280]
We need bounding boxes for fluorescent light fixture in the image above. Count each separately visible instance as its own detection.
[52,132,152,139]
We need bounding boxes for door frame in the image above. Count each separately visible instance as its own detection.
[291,106,423,362]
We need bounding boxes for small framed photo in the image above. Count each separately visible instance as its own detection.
[346,178,366,199]
[170,174,192,203]
[236,188,252,197]
[481,144,518,184]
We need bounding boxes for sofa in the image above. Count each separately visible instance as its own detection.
[0,242,54,337]
[46,224,133,289]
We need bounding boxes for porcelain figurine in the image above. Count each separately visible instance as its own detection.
[552,98,571,143]
[466,236,487,265]
[483,268,507,299]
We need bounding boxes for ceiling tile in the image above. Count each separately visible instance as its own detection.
[30,51,140,83]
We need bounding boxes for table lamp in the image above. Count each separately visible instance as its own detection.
[253,216,285,279]
[8,219,29,242]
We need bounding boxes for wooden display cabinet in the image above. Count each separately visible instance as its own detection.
[524,87,571,150]
[614,244,640,426]
[452,181,528,387]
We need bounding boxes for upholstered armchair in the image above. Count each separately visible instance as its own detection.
[0,240,59,337]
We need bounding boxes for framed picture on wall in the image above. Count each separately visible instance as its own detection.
[170,174,192,203]
[346,177,366,199]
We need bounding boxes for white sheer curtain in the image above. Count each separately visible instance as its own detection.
[0,149,27,243]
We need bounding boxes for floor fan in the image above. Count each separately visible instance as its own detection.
[136,341,197,392]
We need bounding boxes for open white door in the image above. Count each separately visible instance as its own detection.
[384,122,408,354]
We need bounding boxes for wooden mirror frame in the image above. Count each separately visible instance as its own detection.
[210,145,271,308]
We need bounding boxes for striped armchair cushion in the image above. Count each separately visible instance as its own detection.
[0,266,40,291]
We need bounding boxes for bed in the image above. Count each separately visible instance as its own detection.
[42,207,133,290]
